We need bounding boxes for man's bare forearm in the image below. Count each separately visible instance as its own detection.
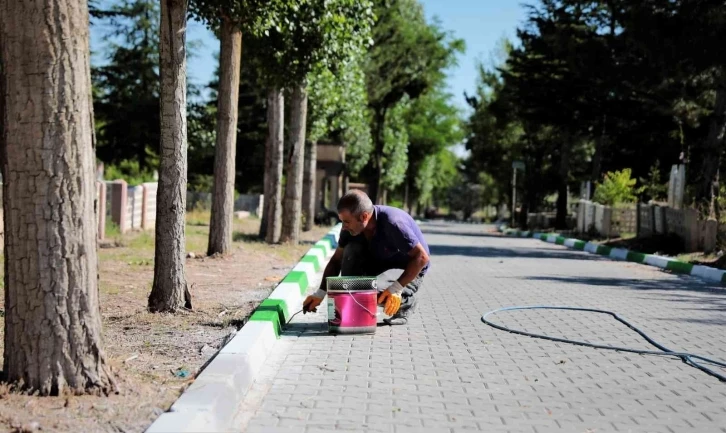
[318,258,341,291]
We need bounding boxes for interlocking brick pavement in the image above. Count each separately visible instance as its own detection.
[236,222,726,432]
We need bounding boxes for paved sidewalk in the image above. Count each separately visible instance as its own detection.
[236,222,726,433]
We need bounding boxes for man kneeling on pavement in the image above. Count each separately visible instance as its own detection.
[302,190,431,325]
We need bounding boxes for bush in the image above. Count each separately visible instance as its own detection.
[104,160,156,186]
[593,169,640,206]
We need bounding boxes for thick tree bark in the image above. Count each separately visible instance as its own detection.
[208,18,242,256]
[281,83,309,244]
[302,140,317,231]
[265,88,284,244]
[697,82,726,219]
[149,0,191,312]
[0,0,114,394]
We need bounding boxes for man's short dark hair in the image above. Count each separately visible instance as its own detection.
[337,189,374,216]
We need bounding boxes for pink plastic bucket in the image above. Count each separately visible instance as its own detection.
[326,277,377,334]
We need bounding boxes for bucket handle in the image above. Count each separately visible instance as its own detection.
[342,285,377,317]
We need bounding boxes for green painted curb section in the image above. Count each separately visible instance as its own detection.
[311,244,327,255]
[283,270,309,295]
[596,245,612,256]
[249,309,282,337]
[666,260,694,275]
[318,238,333,251]
[499,225,726,287]
[258,298,289,322]
[300,255,321,272]
[626,251,646,263]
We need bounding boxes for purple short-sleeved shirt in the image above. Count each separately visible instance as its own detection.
[339,205,430,275]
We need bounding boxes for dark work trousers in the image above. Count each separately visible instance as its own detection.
[339,242,425,318]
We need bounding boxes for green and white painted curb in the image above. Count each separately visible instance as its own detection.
[501,228,726,286]
[146,224,342,433]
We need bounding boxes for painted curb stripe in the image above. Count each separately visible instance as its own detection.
[498,226,725,288]
[257,298,289,323]
[306,247,326,264]
[249,310,282,337]
[283,270,309,294]
[644,255,671,269]
[626,251,646,263]
[609,248,629,261]
[666,260,694,275]
[146,224,342,433]
[596,245,612,256]
[268,283,303,306]
[691,265,726,282]
[584,242,599,254]
[299,255,321,272]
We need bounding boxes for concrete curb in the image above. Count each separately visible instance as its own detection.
[146,224,342,433]
[501,227,726,286]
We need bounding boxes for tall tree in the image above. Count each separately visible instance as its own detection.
[148,0,192,312]
[263,88,285,243]
[207,18,241,255]
[250,0,374,243]
[404,88,463,212]
[281,84,309,242]
[364,0,463,203]
[189,0,294,253]
[304,57,371,229]
[0,0,115,394]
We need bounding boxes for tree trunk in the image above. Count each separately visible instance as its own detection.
[591,114,607,182]
[208,18,242,256]
[302,140,317,231]
[697,82,726,219]
[149,0,191,313]
[0,0,114,395]
[281,82,308,244]
[555,134,572,229]
[369,108,386,204]
[258,134,271,239]
[265,88,284,244]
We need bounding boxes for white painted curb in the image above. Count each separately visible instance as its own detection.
[609,248,629,261]
[644,255,672,269]
[691,265,726,283]
[583,242,599,254]
[145,224,341,433]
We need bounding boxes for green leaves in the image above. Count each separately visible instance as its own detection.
[247,0,374,88]
[593,169,640,206]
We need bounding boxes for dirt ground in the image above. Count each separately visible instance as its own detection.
[0,212,329,433]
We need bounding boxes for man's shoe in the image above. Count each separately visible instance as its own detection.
[383,315,408,326]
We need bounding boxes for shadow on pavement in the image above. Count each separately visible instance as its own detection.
[283,321,330,337]
[524,275,725,294]
[429,244,601,261]
[422,229,503,238]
